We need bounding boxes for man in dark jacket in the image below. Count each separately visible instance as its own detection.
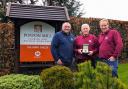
[51,22,74,67]
[98,19,123,77]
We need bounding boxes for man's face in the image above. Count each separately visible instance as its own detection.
[62,23,71,33]
[81,25,90,35]
[99,21,109,33]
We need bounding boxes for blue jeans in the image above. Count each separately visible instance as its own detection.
[99,59,118,77]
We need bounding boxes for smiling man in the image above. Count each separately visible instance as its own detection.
[98,19,123,77]
[74,24,99,68]
[51,22,74,68]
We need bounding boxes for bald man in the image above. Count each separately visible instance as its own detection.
[74,24,99,68]
[51,22,75,68]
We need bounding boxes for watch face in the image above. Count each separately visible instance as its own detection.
[82,44,89,53]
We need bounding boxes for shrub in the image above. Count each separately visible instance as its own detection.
[0,74,43,89]
[40,65,75,89]
[74,61,128,89]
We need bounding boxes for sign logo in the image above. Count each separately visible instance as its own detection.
[105,36,108,40]
[71,38,74,41]
[89,40,92,43]
[35,51,41,57]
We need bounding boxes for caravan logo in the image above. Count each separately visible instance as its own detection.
[35,51,41,57]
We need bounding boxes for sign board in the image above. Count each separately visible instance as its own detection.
[20,21,55,62]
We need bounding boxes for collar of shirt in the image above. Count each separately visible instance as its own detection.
[82,34,90,38]
[61,31,71,36]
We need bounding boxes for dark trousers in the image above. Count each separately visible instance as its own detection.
[76,58,96,69]
[55,60,77,72]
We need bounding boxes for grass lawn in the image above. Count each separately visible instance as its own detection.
[118,63,128,85]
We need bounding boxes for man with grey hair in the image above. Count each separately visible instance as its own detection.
[51,22,75,68]
[74,23,99,68]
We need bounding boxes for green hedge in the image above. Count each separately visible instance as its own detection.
[40,65,75,89]
[0,74,43,89]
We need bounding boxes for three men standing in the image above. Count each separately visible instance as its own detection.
[51,19,123,77]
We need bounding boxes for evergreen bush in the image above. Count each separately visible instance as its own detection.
[0,74,43,89]
[40,65,75,89]
[74,61,128,89]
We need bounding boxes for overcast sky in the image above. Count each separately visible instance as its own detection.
[79,0,128,21]
[36,0,128,21]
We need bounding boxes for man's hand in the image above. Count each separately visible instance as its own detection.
[108,56,116,61]
[88,51,94,56]
[57,59,63,65]
[78,49,83,54]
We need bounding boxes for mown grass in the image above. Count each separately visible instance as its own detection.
[118,63,128,85]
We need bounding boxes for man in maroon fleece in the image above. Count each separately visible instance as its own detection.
[74,24,99,68]
[98,19,123,77]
